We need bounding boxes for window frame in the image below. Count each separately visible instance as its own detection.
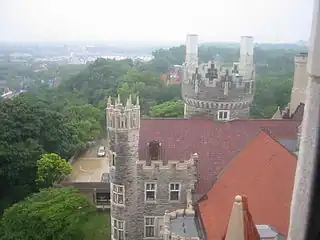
[144,216,156,238]
[111,183,125,206]
[217,110,230,120]
[111,217,125,240]
[95,192,110,204]
[145,182,157,203]
[169,182,181,202]
[111,152,116,167]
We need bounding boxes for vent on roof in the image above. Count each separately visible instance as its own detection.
[148,140,161,160]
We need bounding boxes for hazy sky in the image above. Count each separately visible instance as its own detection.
[0,0,314,43]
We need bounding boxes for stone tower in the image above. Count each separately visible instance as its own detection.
[289,53,308,115]
[106,95,140,240]
[287,0,320,238]
[182,35,256,121]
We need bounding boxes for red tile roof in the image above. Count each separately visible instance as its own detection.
[222,195,260,240]
[198,131,297,239]
[139,118,300,196]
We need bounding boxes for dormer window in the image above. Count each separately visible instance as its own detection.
[148,140,161,160]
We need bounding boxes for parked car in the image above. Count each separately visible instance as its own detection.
[97,146,106,157]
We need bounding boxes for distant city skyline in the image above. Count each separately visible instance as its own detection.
[0,0,314,43]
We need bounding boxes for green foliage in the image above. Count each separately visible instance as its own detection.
[1,188,96,240]
[149,100,184,117]
[82,212,111,240]
[36,153,72,187]
[0,89,102,213]
[250,76,293,118]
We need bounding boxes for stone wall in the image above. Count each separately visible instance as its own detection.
[184,103,249,120]
[130,154,199,239]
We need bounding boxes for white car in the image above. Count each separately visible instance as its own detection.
[97,146,106,157]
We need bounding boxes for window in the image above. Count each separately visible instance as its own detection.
[95,192,110,204]
[145,183,156,202]
[112,183,124,205]
[111,152,116,166]
[217,110,230,120]
[169,183,181,201]
[112,218,125,240]
[145,217,156,238]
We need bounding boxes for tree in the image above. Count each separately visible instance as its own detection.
[1,188,96,240]
[250,76,292,118]
[149,100,184,117]
[36,153,72,187]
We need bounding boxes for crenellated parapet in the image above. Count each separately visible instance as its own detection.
[182,34,255,121]
[136,153,199,171]
[106,95,140,130]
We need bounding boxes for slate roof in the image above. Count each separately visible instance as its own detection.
[139,118,300,196]
[198,131,297,239]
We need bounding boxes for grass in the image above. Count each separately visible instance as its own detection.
[83,211,111,240]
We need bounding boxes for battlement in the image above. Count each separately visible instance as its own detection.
[136,153,199,171]
[182,34,255,120]
[106,95,140,130]
[106,95,140,111]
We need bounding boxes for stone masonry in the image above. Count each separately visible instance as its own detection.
[289,53,308,115]
[106,95,198,240]
[182,35,255,121]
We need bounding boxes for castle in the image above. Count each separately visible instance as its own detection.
[104,34,305,240]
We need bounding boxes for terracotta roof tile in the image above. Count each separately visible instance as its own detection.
[139,119,299,196]
[198,131,297,239]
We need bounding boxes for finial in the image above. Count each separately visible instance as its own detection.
[107,96,111,105]
[235,195,242,202]
[126,95,132,107]
[136,96,139,106]
[117,94,121,104]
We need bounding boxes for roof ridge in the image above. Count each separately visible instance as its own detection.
[232,118,300,122]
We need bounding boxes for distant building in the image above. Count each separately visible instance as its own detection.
[167,65,182,85]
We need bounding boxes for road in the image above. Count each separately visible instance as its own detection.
[69,140,110,182]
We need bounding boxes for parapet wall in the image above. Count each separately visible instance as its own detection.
[136,153,199,171]
[161,203,200,240]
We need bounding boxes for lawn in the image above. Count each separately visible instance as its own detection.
[83,211,111,240]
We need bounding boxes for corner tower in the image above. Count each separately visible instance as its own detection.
[182,35,256,121]
[106,95,140,240]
